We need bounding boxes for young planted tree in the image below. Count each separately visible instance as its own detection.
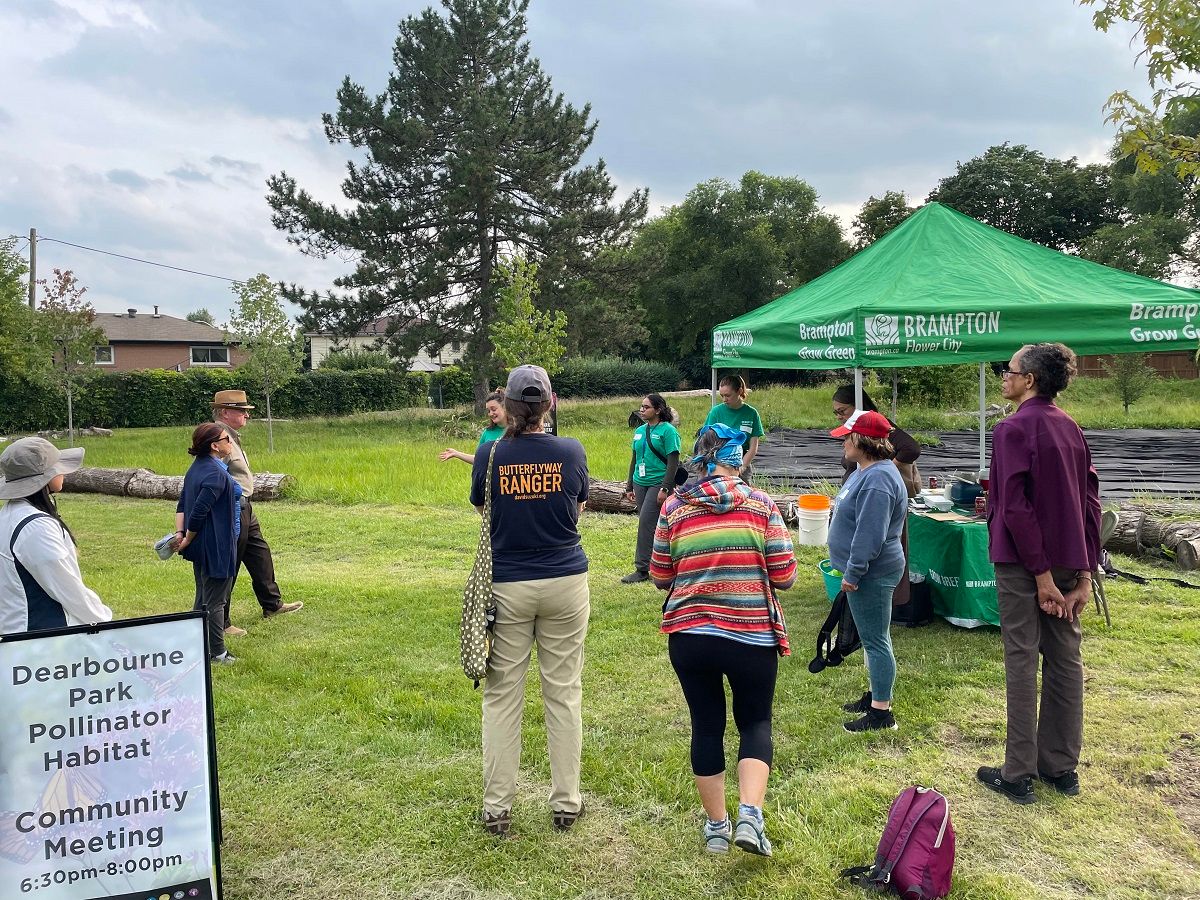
[1101,352,1158,413]
[34,269,106,446]
[267,0,646,411]
[227,274,302,453]
[489,256,567,375]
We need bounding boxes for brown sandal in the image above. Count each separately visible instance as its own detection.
[483,810,511,836]
[552,802,585,832]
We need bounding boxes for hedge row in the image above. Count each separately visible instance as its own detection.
[429,358,685,406]
[0,368,427,432]
[0,356,687,431]
[552,357,683,398]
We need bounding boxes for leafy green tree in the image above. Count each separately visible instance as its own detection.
[535,243,650,358]
[186,308,216,326]
[1079,213,1192,278]
[0,237,44,378]
[927,143,1119,250]
[1101,352,1158,413]
[852,191,915,249]
[632,171,849,380]
[267,0,646,409]
[489,256,567,375]
[227,274,302,452]
[1080,0,1200,177]
[34,269,107,446]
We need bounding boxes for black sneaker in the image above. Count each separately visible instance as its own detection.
[620,570,649,584]
[1038,770,1080,796]
[842,691,872,713]
[976,766,1035,805]
[843,707,897,733]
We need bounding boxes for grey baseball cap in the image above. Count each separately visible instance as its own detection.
[505,365,553,403]
[0,437,85,499]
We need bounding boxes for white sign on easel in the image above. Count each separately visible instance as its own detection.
[0,612,221,900]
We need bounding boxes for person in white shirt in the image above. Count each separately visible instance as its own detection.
[0,437,112,634]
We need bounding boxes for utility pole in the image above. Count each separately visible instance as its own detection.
[27,227,36,309]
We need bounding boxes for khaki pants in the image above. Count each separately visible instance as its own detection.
[995,563,1084,782]
[483,572,590,816]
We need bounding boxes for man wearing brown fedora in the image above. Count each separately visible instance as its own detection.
[209,390,302,633]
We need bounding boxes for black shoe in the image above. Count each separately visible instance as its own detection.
[620,570,649,584]
[842,691,872,713]
[843,707,897,733]
[976,766,1035,804]
[1038,770,1080,796]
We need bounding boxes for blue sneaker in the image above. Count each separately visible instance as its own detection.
[733,805,772,857]
[702,815,732,853]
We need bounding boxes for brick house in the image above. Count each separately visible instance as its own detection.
[306,316,465,371]
[93,307,246,372]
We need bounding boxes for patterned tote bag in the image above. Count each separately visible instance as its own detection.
[460,441,499,686]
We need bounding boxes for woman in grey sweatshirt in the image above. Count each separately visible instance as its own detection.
[827,411,909,733]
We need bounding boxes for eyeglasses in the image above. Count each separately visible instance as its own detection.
[216,436,232,444]
[999,367,1027,379]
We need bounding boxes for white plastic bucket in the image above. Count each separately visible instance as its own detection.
[797,506,829,546]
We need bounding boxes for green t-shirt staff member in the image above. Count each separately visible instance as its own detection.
[622,393,681,584]
[439,390,508,465]
[704,375,763,480]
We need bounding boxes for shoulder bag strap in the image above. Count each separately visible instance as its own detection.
[877,792,943,881]
[645,424,669,466]
[480,439,499,550]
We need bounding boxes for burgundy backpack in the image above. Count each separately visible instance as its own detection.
[840,785,954,898]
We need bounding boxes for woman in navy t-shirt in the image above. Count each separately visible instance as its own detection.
[469,365,590,837]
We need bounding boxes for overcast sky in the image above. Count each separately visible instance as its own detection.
[0,0,1146,322]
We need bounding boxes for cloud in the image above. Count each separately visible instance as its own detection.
[209,154,260,174]
[106,168,154,191]
[167,165,214,184]
[0,0,1148,323]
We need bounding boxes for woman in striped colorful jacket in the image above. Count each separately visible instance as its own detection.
[650,423,796,857]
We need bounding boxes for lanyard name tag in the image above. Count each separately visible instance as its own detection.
[638,463,646,478]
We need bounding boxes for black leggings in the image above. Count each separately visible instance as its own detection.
[667,632,778,776]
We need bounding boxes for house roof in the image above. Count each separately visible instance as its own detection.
[96,310,234,344]
[304,315,415,338]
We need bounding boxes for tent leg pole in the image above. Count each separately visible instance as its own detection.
[711,368,718,406]
[891,371,899,422]
[853,367,863,410]
[978,362,987,472]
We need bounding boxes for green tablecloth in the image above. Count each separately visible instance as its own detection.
[907,511,999,628]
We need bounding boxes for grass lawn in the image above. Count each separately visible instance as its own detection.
[34,386,1200,898]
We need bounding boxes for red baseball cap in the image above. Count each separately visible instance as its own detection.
[830,409,892,439]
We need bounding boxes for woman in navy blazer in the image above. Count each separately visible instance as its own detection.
[175,422,241,664]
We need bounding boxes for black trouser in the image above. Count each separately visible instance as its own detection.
[193,561,234,659]
[225,498,282,626]
[668,632,778,776]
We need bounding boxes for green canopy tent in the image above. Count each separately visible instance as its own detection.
[710,201,1200,468]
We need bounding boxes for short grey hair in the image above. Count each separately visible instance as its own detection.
[1019,342,1077,399]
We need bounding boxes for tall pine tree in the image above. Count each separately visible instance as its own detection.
[268,0,646,404]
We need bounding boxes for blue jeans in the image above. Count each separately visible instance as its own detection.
[848,568,902,703]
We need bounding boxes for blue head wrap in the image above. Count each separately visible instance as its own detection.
[692,423,748,475]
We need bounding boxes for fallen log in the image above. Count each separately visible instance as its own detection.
[1107,502,1200,571]
[586,479,637,514]
[62,467,293,502]
[585,478,801,521]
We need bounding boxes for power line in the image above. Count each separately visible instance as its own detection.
[38,236,245,284]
